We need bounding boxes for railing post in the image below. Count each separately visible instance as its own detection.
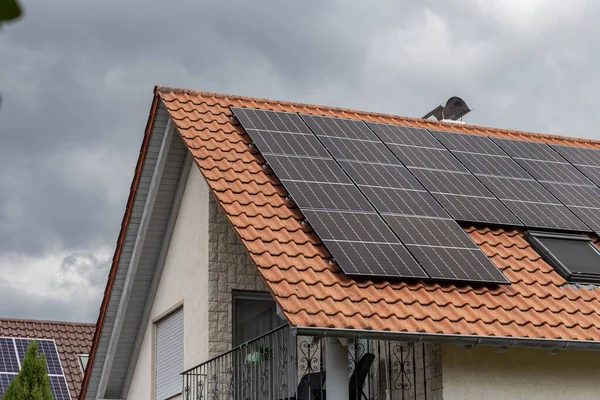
[325,337,349,400]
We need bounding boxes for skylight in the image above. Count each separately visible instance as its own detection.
[527,231,600,285]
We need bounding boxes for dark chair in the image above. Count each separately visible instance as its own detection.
[349,353,376,400]
[293,352,375,400]
[296,371,326,400]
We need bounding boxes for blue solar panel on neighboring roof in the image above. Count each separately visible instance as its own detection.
[0,373,17,398]
[14,339,63,376]
[0,338,19,373]
[49,375,71,400]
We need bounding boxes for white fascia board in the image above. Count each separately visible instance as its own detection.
[97,120,174,398]
[121,150,193,397]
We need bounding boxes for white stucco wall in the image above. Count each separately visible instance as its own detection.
[127,164,210,399]
[442,344,600,400]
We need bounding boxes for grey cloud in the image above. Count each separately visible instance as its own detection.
[2,0,600,321]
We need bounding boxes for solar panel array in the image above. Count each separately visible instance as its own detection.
[0,337,70,399]
[302,115,508,283]
[495,139,600,235]
[233,107,509,284]
[233,107,428,279]
[233,106,600,285]
[367,123,522,227]
[432,130,589,232]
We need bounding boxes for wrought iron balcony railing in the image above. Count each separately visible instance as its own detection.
[183,325,432,400]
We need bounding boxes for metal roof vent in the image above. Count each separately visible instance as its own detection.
[423,96,471,122]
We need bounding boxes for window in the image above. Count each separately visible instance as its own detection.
[232,291,285,346]
[155,307,183,400]
[527,231,600,284]
[77,354,89,373]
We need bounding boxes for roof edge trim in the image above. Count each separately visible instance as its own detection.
[293,326,600,352]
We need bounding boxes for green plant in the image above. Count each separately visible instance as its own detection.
[2,341,53,400]
[0,0,22,23]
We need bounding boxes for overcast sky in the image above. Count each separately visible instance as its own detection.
[1,0,599,323]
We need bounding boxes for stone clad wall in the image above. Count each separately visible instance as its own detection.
[207,194,267,357]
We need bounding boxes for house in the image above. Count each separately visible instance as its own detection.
[0,317,95,399]
[81,86,600,400]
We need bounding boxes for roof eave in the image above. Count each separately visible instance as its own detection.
[293,326,600,352]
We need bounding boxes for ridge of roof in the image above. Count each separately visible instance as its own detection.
[0,317,96,327]
[154,85,600,146]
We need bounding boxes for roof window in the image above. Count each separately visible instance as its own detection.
[527,231,600,284]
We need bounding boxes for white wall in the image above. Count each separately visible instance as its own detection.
[127,164,210,400]
[442,344,600,400]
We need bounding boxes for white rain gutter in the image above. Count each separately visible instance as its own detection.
[292,326,600,352]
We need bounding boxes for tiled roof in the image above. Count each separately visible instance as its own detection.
[0,318,95,399]
[158,87,600,341]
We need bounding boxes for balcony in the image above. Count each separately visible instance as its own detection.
[183,325,434,400]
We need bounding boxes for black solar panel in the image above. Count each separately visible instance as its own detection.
[337,161,423,189]
[360,186,448,218]
[303,210,428,278]
[432,130,505,155]
[282,181,373,211]
[371,124,444,148]
[493,138,564,162]
[552,144,600,186]
[266,156,350,183]
[453,152,532,179]
[574,165,600,187]
[385,144,469,172]
[515,158,593,186]
[319,136,400,164]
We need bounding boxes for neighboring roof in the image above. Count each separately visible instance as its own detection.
[82,86,600,397]
[0,318,95,399]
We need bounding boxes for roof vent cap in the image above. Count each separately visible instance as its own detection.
[423,96,471,121]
